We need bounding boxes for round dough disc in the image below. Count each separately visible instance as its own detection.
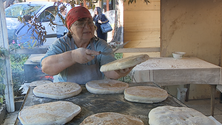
[80,112,144,125]
[124,86,168,103]
[18,101,81,125]
[86,79,129,94]
[100,54,149,72]
[29,80,52,87]
[33,82,82,99]
[148,106,216,125]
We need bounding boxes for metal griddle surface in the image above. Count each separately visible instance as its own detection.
[16,82,185,125]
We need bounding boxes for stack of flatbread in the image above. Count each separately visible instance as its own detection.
[18,101,81,125]
[86,79,129,94]
[124,86,168,103]
[80,112,144,125]
[100,54,149,72]
[148,106,216,125]
[33,82,82,99]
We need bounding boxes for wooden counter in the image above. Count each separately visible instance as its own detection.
[15,82,186,125]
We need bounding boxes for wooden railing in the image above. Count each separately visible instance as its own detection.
[115,47,160,53]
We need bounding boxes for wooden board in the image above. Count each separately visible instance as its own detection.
[124,0,160,11]
[124,0,160,52]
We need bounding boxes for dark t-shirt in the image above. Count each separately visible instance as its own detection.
[93,14,109,41]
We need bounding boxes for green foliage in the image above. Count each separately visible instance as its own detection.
[114,53,123,59]
[0,95,3,104]
[32,18,47,45]
[9,40,20,51]
[124,0,150,5]
[17,16,47,46]
[10,53,29,96]
[0,42,29,98]
[119,74,132,82]
[0,59,5,98]
[0,83,5,97]
[0,48,8,60]
[0,58,5,97]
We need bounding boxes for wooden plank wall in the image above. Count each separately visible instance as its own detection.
[123,0,160,57]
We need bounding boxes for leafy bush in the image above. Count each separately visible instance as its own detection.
[10,53,29,96]
[114,53,123,59]
[0,42,29,100]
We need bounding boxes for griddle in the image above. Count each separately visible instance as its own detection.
[15,82,186,125]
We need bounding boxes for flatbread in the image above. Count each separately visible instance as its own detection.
[18,101,81,125]
[86,79,129,94]
[33,82,82,99]
[124,86,168,103]
[29,80,52,87]
[30,56,44,63]
[80,112,144,125]
[148,106,216,125]
[100,54,149,72]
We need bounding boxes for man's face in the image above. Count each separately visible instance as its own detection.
[70,18,95,42]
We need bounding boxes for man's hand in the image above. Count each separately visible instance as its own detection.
[72,48,100,64]
[114,66,135,78]
[98,20,102,23]
[103,66,135,80]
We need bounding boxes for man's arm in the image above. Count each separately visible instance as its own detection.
[41,51,75,75]
[42,48,100,75]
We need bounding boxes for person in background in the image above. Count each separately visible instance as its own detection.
[93,7,109,41]
[41,6,133,84]
[15,15,41,48]
[55,5,68,38]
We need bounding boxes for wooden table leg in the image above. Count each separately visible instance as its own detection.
[211,85,216,116]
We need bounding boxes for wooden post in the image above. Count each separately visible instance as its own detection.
[106,0,109,11]
[0,0,15,112]
[112,0,124,42]
[211,85,216,116]
[101,0,104,11]
[83,0,86,7]
[184,84,190,102]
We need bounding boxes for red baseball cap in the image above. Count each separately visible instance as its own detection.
[66,6,92,29]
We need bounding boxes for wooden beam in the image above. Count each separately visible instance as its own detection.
[83,0,86,7]
[0,0,15,112]
[11,48,48,54]
[211,85,216,116]
[106,0,109,11]
[115,47,160,53]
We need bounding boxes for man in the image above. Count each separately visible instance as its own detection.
[41,6,133,84]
